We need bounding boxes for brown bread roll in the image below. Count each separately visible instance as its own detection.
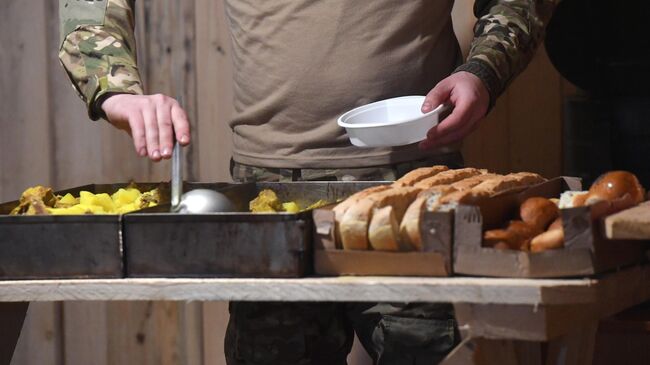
[575,171,646,220]
[493,241,511,250]
[548,217,563,231]
[505,220,542,250]
[483,221,541,251]
[520,197,559,231]
[530,229,564,252]
[586,171,645,205]
[483,229,512,248]
[559,191,588,208]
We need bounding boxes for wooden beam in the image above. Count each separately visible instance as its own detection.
[454,264,650,341]
[604,202,650,240]
[3,265,649,304]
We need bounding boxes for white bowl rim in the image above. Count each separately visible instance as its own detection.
[337,96,445,129]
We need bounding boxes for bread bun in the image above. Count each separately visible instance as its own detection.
[493,241,511,250]
[483,221,540,250]
[530,229,564,252]
[586,171,645,205]
[483,229,511,248]
[506,221,542,250]
[559,191,588,208]
[520,197,559,231]
[572,193,588,207]
[548,217,563,231]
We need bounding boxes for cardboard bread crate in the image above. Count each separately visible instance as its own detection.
[312,206,453,276]
[453,177,649,278]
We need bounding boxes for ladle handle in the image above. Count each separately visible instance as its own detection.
[171,140,182,211]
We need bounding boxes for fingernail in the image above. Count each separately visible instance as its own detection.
[422,103,431,112]
[180,135,189,144]
[139,148,147,157]
[162,147,171,157]
[152,150,161,159]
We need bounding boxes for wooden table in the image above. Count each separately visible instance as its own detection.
[2,265,650,365]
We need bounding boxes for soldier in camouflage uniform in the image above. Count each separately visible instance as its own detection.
[59,0,557,363]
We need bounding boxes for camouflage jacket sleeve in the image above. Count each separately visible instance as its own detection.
[455,0,558,106]
[59,0,143,120]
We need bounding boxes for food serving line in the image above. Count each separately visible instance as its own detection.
[2,173,650,364]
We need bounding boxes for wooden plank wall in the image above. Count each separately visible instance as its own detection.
[1,0,566,364]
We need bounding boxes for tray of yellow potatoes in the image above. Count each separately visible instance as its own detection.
[0,182,167,280]
[123,181,382,278]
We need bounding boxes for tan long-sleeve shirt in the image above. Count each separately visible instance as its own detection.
[59,0,556,168]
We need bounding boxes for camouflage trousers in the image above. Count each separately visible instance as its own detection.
[226,153,464,365]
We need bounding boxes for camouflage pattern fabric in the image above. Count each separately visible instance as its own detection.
[225,302,354,365]
[58,0,143,120]
[59,0,556,119]
[227,156,463,365]
[456,0,560,106]
[226,302,458,365]
[230,152,465,183]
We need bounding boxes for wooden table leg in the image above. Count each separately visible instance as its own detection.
[0,302,28,365]
[544,322,598,365]
[440,322,598,365]
[442,322,598,365]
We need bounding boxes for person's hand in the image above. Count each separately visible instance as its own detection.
[419,71,490,150]
[101,94,191,161]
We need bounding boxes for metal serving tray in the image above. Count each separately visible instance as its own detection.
[0,183,165,280]
[123,181,381,278]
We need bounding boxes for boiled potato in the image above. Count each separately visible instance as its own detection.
[11,185,160,215]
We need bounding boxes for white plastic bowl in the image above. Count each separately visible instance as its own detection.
[337,96,449,147]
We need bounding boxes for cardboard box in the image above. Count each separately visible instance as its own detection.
[312,206,453,276]
[453,177,649,278]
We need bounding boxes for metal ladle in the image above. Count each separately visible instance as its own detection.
[170,140,234,213]
[169,64,233,213]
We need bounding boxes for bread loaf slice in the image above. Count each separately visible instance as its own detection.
[414,168,485,189]
[470,172,546,197]
[432,172,546,212]
[399,173,501,250]
[392,165,449,187]
[423,173,504,212]
[332,185,392,248]
[399,186,456,250]
[368,206,402,251]
[340,186,421,250]
[449,173,502,191]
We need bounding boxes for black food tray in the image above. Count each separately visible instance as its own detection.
[123,181,382,278]
[0,183,165,280]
